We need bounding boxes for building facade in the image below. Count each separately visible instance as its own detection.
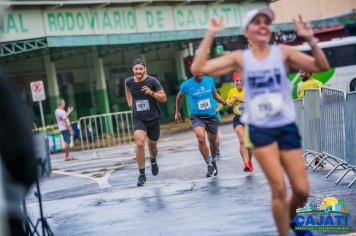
[1,0,354,127]
[1,0,271,126]
[271,0,356,23]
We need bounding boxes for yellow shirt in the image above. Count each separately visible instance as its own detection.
[226,88,245,115]
[300,79,323,98]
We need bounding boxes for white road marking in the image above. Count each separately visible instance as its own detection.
[53,170,115,189]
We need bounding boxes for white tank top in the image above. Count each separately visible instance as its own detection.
[241,45,296,128]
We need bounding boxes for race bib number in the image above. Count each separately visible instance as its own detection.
[250,92,283,121]
[135,100,150,111]
[236,103,245,114]
[198,99,211,111]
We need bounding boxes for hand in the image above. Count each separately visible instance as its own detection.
[226,100,233,106]
[175,112,182,123]
[69,128,74,136]
[208,17,224,34]
[141,86,153,96]
[67,106,74,113]
[293,15,314,42]
[233,96,243,103]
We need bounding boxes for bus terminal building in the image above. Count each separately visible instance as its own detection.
[0,0,354,126]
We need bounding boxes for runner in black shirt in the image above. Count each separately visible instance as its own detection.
[125,59,167,186]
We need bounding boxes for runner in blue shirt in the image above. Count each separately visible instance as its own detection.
[175,74,227,177]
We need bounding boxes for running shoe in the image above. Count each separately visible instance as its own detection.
[137,174,147,187]
[150,158,159,176]
[248,160,254,172]
[212,161,218,176]
[206,164,215,177]
[243,162,250,172]
[290,222,313,236]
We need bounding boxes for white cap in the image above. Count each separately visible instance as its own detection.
[242,7,275,31]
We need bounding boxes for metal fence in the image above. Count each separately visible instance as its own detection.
[303,89,322,163]
[345,92,356,167]
[321,88,346,161]
[296,88,356,188]
[78,111,134,151]
[340,92,356,187]
[294,99,305,151]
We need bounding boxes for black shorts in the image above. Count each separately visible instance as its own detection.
[133,117,160,141]
[190,115,219,134]
[245,123,301,150]
[232,115,244,129]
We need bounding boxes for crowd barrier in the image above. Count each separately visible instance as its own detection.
[78,111,134,152]
[294,88,356,188]
[294,99,305,151]
[302,89,323,166]
[340,92,356,187]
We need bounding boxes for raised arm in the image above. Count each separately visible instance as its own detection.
[67,105,74,116]
[283,15,330,72]
[191,18,242,76]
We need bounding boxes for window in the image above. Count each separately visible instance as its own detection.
[330,45,356,67]
[299,44,356,68]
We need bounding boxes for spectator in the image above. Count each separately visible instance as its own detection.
[298,70,323,99]
[55,99,76,161]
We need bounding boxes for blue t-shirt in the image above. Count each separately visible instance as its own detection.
[180,76,218,117]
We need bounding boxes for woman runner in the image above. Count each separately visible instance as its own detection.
[191,7,329,236]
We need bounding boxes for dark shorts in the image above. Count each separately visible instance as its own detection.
[133,117,160,141]
[60,130,71,145]
[245,123,301,150]
[233,115,244,129]
[190,115,219,134]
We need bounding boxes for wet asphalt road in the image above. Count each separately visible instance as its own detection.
[26,124,355,236]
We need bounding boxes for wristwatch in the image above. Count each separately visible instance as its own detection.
[223,101,227,105]
[151,91,155,96]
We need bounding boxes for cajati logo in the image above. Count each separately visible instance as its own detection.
[294,197,351,231]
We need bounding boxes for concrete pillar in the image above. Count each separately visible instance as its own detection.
[93,51,113,134]
[44,56,60,114]
[174,48,191,119]
[93,52,110,114]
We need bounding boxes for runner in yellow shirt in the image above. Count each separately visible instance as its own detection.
[299,70,323,98]
[226,72,253,172]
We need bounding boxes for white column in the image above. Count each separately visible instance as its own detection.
[93,50,110,113]
[44,56,60,112]
[44,56,59,98]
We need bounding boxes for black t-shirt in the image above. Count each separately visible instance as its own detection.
[125,75,163,121]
